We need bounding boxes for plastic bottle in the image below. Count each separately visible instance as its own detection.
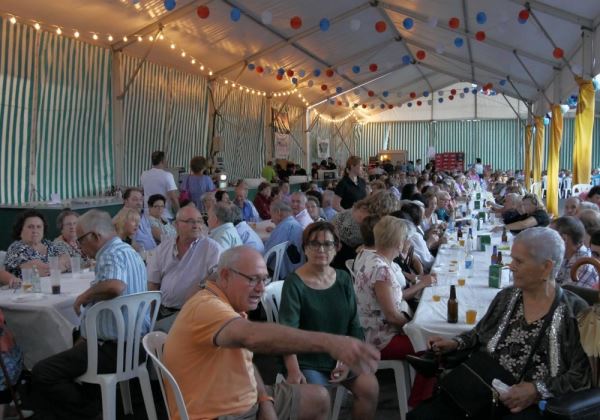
[447,285,458,324]
[465,249,474,278]
[467,228,474,252]
[32,267,41,293]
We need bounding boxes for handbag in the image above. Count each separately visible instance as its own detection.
[179,175,191,205]
[439,288,562,418]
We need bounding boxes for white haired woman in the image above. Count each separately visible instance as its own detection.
[409,227,591,419]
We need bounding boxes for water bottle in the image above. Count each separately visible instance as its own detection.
[448,215,455,234]
[465,250,474,278]
[32,267,41,293]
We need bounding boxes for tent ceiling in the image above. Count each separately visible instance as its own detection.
[3,0,600,118]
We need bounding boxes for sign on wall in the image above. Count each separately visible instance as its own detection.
[275,133,291,159]
[317,138,330,159]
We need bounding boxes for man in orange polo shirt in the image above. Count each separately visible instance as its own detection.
[164,246,380,420]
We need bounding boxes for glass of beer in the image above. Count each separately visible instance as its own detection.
[458,278,466,286]
[432,279,441,302]
[466,309,477,325]
[21,268,33,293]
[50,269,61,295]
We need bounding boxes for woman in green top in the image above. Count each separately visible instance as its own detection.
[279,222,379,419]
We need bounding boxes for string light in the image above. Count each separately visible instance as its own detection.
[9,16,16,24]
[123,36,128,42]
[191,58,196,64]
[148,35,154,42]
[92,33,98,40]
[33,22,41,31]
[56,27,62,35]
[312,109,355,123]
[170,43,175,49]
[74,30,80,38]
[137,35,143,42]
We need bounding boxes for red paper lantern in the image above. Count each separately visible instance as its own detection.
[450,89,457,95]
[290,16,302,29]
[321,84,328,91]
[449,17,460,29]
[369,63,378,72]
[256,66,264,73]
[449,95,454,100]
[518,9,529,21]
[375,20,387,33]
[337,100,342,106]
[325,68,334,77]
[417,100,422,106]
[362,104,367,109]
[416,50,426,60]
[196,5,210,19]
[409,92,416,99]
[286,69,294,77]
[553,47,564,59]
[276,74,283,80]
[487,83,494,90]
[388,104,394,109]
[475,31,486,42]
[368,90,375,97]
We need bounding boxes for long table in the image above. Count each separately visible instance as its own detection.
[404,222,512,351]
[0,272,93,367]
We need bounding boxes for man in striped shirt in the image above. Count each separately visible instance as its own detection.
[32,209,148,419]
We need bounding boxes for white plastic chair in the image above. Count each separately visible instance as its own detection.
[345,259,356,280]
[261,281,284,323]
[263,241,289,282]
[529,182,541,196]
[77,291,161,420]
[562,177,572,198]
[378,360,412,419]
[572,183,592,196]
[0,251,6,268]
[142,332,189,420]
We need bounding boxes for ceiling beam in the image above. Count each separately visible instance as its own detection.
[461,0,476,85]
[508,0,593,28]
[379,0,557,68]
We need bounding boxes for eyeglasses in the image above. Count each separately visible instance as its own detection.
[152,204,165,209]
[592,250,600,258]
[76,231,94,244]
[306,240,336,251]
[229,268,270,287]
[177,219,204,225]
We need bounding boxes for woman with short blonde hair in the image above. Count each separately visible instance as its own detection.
[113,208,142,251]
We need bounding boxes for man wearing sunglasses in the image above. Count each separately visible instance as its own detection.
[164,246,380,420]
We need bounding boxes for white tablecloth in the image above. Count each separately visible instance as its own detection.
[404,224,512,351]
[0,272,93,367]
[252,220,275,242]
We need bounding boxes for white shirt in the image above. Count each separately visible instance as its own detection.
[209,223,243,250]
[235,221,265,254]
[409,231,435,272]
[294,209,313,229]
[140,167,178,219]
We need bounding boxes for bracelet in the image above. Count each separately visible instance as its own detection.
[258,394,274,404]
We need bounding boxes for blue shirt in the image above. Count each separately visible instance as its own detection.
[182,174,215,211]
[235,222,265,254]
[264,216,304,280]
[209,223,243,250]
[241,200,261,222]
[322,207,338,221]
[133,212,157,250]
[81,237,149,341]
[435,208,450,222]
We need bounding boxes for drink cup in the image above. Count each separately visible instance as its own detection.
[466,309,477,325]
[70,256,81,274]
[49,256,59,271]
[50,270,61,295]
[21,268,33,293]
[458,278,466,286]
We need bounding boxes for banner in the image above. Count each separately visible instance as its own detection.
[275,133,291,159]
[317,138,330,159]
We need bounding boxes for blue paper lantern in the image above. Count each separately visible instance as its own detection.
[329,99,335,105]
[472,88,478,94]
[313,69,321,77]
[380,103,386,109]
[247,63,255,70]
[499,79,507,86]
[438,98,444,103]
[403,18,414,30]
[407,102,413,107]
[382,91,389,97]
[518,18,527,24]
[164,0,176,11]
[476,12,487,25]
[319,18,330,31]
[336,86,343,94]
[352,65,361,74]
[454,37,464,48]
[423,91,430,97]
[299,69,306,77]
[402,55,411,65]
[230,7,241,22]
[463,87,469,93]
[277,68,285,75]
[292,77,298,84]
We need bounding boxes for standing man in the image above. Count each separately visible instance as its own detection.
[32,210,148,419]
[115,187,156,250]
[148,206,223,331]
[140,151,179,220]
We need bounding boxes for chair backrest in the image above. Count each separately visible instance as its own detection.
[529,182,541,195]
[573,183,592,196]
[345,259,356,279]
[142,332,189,420]
[0,251,5,268]
[83,291,161,379]
[264,241,289,281]
[261,281,284,323]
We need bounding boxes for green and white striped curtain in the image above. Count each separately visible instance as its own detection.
[211,81,266,183]
[309,116,354,168]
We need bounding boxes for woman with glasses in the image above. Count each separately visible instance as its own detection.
[147,194,176,244]
[278,222,379,419]
[53,210,92,267]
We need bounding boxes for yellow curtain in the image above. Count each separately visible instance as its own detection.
[546,105,563,217]
[573,77,596,184]
[524,124,533,191]
[532,117,545,196]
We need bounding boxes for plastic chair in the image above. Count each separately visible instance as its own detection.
[261,281,284,323]
[377,360,412,419]
[529,182,541,196]
[77,291,161,420]
[572,183,592,197]
[142,332,189,420]
[264,241,289,282]
[562,177,573,198]
[0,251,6,268]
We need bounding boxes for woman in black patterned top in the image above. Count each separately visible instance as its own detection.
[409,227,591,419]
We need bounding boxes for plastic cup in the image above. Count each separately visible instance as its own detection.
[49,256,59,271]
[50,269,61,295]
[21,268,33,293]
[466,309,477,325]
[70,256,81,274]
[458,278,466,286]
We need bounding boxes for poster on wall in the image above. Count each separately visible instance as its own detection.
[317,138,330,159]
[275,133,291,159]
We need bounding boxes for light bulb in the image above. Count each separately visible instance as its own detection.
[93,33,99,40]
[108,35,113,42]
[56,27,62,35]
[9,16,16,25]
[200,65,205,71]
[225,80,229,84]
[170,43,175,49]
[181,51,186,57]
[148,35,154,41]
[191,59,196,64]
[34,22,41,31]
[231,83,236,87]
[158,34,164,40]
[208,71,213,76]
[137,36,143,42]
[74,31,81,38]
[123,36,128,42]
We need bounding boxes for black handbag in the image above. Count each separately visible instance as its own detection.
[439,289,562,418]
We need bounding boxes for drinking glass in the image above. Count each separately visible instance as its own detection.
[70,256,81,275]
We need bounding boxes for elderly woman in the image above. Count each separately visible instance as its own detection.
[410,227,591,419]
[503,193,550,234]
[331,190,400,270]
[253,182,272,220]
[54,210,92,266]
[113,207,142,251]
[5,210,69,277]
[306,196,325,222]
[147,194,176,244]
[279,222,379,419]
[214,190,231,204]
[420,193,439,232]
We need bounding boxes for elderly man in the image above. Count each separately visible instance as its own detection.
[290,191,313,229]
[232,206,264,254]
[434,190,454,222]
[321,190,338,221]
[577,208,600,247]
[551,216,599,289]
[148,206,223,331]
[264,200,304,280]
[140,150,179,220]
[32,210,148,419]
[208,202,243,250]
[563,196,581,217]
[497,193,523,225]
[115,187,156,250]
[234,182,261,223]
[164,246,380,420]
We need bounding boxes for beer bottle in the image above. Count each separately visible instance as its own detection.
[447,285,458,323]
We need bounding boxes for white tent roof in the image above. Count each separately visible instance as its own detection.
[3,0,599,119]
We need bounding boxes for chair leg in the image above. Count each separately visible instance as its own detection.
[119,380,133,415]
[100,382,116,420]
[330,386,344,420]
[392,367,408,420]
[138,367,158,420]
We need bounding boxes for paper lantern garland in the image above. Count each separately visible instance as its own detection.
[164,0,176,11]
[416,50,426,60]
[230,8,241,22]
[290,16,302,29]
[196,5,209,19]
[403,18,414,30]
[449,17,460,29]
[375,21,387,33]
[475,31,486,42]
